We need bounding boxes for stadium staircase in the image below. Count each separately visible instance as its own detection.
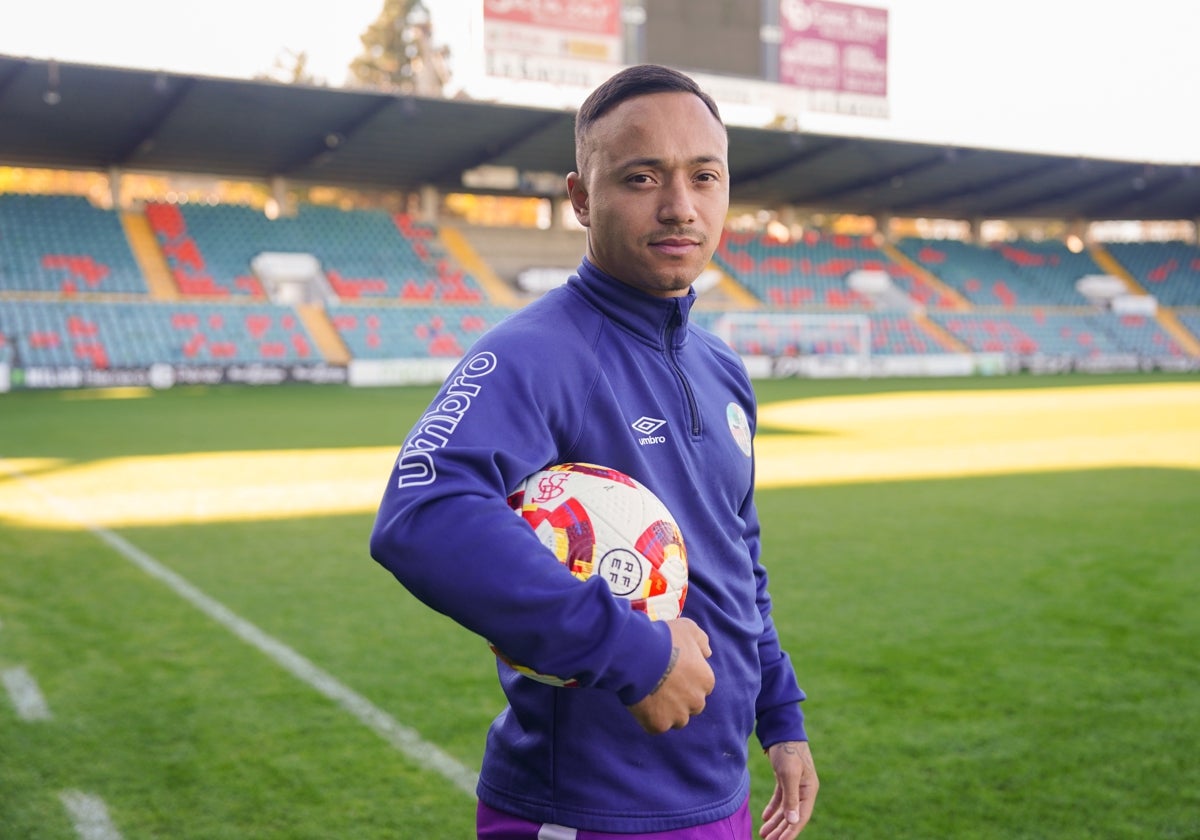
[437,224,521,306]
[1150,311,1200,357]
[1103,241,1200,306]
[1088,244,1146,294]
[878,241,971,310]
[705,266,762,310]
[296,303,351,365]
[910,311,969,352]
[121,210,178,300]
[1091,243,1200,357]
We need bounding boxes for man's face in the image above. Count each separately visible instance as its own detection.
[567,91,729,298]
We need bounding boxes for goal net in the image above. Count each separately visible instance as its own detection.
[712,312,871,376]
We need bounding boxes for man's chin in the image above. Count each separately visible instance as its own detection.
[649,275,696,297]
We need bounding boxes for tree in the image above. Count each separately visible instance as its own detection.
[348,0,450,95]
[257,49,322,86]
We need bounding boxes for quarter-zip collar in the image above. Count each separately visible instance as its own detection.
[569,258,695,350]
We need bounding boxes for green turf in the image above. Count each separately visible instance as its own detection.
[1,374,1198,838]
[755,468,1200,838]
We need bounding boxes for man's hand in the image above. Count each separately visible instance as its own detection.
[627,618,714,734]
[760,740,818,839]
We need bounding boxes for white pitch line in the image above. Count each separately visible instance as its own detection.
[2,665,53,721]
[59,790,123,840]
[0,458,479,796]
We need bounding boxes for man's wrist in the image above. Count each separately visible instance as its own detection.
[647,645,679,696]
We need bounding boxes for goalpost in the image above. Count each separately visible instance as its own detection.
[712,312,872,377]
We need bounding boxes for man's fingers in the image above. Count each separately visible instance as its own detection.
[761,741,818,838]
[627,619,717,733]
[678,618,712,658]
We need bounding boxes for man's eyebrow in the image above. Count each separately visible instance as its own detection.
[618,155,727,170]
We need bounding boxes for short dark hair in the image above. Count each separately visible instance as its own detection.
[574,64,724,170]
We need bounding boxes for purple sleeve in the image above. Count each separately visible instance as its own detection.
[744,458,809,746]
[368,348,672,704]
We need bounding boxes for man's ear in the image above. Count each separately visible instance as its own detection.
[566,171,590,227]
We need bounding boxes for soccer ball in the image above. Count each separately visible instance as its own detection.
[490,462,689,686]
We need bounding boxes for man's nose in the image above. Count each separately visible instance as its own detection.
[658,174,697,225]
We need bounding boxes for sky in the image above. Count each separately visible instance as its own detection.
[1,0,1197,165]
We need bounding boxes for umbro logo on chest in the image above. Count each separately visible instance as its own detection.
[631,416,667,445]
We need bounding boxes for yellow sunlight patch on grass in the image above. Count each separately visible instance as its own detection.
[755,382,1200,487]
[0,458,67,478]
[0,448,399,529]
[60,386,155,401]
[1,382,1196,529]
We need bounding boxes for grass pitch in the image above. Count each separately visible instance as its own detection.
[1,373,1198,838]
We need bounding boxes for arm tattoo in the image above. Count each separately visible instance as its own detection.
[649,646,680,695]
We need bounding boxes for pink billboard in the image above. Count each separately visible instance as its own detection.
[484,0,623,80]
[778,0,888,97]
[484,0,622,37]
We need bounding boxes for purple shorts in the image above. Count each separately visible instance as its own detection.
[476,797,751,839]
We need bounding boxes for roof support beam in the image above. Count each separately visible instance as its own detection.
[277,95,395,175]
[789,148,974,206]
[887,158,1068,215]
[984,163,1141,217]
[427,111,565,185]
[112,75,196,165]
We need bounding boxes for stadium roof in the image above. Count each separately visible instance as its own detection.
[2,54,1198,221]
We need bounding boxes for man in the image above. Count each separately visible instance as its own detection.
[370,64,817,839]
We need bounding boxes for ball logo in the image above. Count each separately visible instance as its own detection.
[532,473,569,503]
[597,548,643,596]
[498,462,688,685]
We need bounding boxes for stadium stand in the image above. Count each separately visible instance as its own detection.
[328,305,511,359]
[1098,312,1192,358]
[0,300,318,368]
[1104,241,1200,306]
[713,230,936,310]
[0,193,148,295]
[453,224,586,303]
[1176,312,1200,344]
[867,314,942,355]
[923,310,1186,358]
[144,202,486,302]
[894,237,1098,307]
[2,191,1198,381]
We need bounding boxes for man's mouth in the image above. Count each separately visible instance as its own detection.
[651,237,700,256]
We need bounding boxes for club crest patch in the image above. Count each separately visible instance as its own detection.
[726,402,752,457]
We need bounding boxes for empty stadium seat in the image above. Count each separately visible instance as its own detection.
[327,304,509,359]
[713,230,926,311]
[896,237,1098,306]
[0,193,148,294]
[0,300,322,369]
[1105,241,1200,306]
[143,201,487,303]
[927,310,1176,359]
